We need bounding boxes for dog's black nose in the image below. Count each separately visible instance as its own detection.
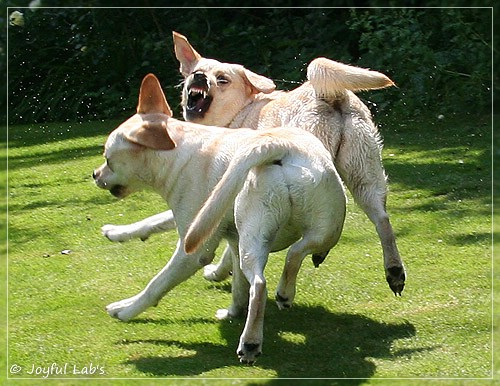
[92,171,96,179]
[193,72,206,81]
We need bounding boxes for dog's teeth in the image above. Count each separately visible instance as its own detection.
[189,88,204,97]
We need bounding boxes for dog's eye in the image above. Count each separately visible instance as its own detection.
[216,75,230,85]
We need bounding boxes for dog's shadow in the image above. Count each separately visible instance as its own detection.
[122,303,423,382]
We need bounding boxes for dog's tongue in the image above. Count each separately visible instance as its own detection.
[187,92,206,112]
[187,84,211,113]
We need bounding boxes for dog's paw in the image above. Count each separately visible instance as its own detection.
[203,264,231,282]
[106,297,144,321]
[385,265,406,296]
[312,250,329,268]
[237,342,262,365]
[215,308,231,320]
[215,307,241,320]
[215,304,245,320]
[275,292,293,310]
[101,224,137,242]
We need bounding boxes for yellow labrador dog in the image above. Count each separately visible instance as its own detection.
[94,73,346,363]
[102,32,406,295]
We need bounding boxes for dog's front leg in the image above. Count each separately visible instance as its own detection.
[101,210,176,242]
[106,239,214,321]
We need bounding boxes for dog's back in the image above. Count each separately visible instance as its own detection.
[242,143,345,253]
[223,59,388,165]
[184,126,345,255]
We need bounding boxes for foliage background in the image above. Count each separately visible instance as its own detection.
[3,2,493,125]
[2,2,495,382]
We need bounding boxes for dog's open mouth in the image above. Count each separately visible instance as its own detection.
[185,72,212,119]
[110,185,127,198]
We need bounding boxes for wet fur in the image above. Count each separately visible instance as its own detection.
[102,32,406,294]
[94,74,346,363]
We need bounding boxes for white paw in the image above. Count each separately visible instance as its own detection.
[203,264,225,282]
[203,264,220,281]
[237,341,262,364]
[101,224,151,242]
[101,224,136,242]
[216,304,246,320]
[275,291,294,310]
[215,308,230,320]
[106,296,143,321]
[203,264,231,282]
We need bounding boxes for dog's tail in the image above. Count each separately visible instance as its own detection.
[184,134,291,254]
[307,57,395,97]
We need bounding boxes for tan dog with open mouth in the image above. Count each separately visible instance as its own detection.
[94,73,346,363]
[102,31,406,295]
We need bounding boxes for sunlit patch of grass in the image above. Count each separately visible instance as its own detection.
[5,113,493,384]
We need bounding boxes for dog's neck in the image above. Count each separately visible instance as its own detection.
[228,91,283,129]
[144,118,234,231]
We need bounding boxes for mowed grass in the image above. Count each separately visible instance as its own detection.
[4,112,494,385]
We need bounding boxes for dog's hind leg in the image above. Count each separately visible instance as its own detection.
[336,133,406,295]
[363,199,406,295]
[276,241,308,310]
[311,250,329,268]
[275,236,331,310]
[101,210,176,242]
[215,242,249,320]
[236,245,269,364]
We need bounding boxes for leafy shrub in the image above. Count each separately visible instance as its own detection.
[347,8,492,116]
[4,5,492,124]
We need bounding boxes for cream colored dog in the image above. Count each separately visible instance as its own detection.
[94,73,346,363]
[102,32,406,295]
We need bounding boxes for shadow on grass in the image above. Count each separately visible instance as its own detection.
[7,116,491,208]
[8,194,113,213]
[450,232,494,246]
[7,120,122,148]
[380,116,491,202]
[122,304,421,382]
[384,157,490,202]
[8,144,104,171]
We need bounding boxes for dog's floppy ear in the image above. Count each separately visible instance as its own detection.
[241,68,276,94]
[173,31,202,77]
[125,121,176,151]
[129,74,176,150]
[137,73,173,116]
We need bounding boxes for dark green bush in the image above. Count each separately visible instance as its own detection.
[347,8,492,116]
[4,4,492,124]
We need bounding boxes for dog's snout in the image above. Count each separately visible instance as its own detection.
[191,72,210,88]
[193,72,206,81]
[93,169,102,180]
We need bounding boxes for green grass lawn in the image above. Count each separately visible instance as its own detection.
[3,113,494,385]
